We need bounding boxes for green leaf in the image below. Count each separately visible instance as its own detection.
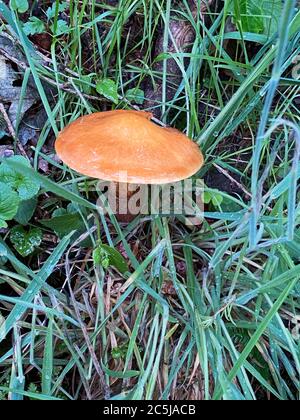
[154,52,170,62]
[203,191,212,204]
[3,158,96,210]
[10,226,42,257]
[9,0,29,13]
[14,197,37,225]
[40,213,84,238]
[51,19,69,36]
[9,363,24,400]
[125,88,145,104]
[40,203,83,239]
[212,193,224,207]
[73,74,94,95]
[93,246,110,269]
[93,244,128,273]
[23,17,46,36]
[42,318,53,396]
[204,190,224,207]
[52,208,67,217]
[233,0,264,33]
[0,156,40,200]
[0,182,20,228]
[261,0,283,34]
[102,364,140,378]
[46,2,67,20]
[231,0,282,36]
[0,221,7,229]
[220,196,243,213]
[96,78,119,104]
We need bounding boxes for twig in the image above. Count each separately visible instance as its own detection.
[0,102,27,158]
[1,43,169,128]
[0,48,103,102]
[213,163,251,198]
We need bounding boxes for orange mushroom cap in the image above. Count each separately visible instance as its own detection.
[55,110,204,184]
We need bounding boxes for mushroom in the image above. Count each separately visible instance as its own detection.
[55,110,204,221]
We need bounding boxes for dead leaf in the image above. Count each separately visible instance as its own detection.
[0,34,39,128]
[0,113,7,138]
[0,145,14,158]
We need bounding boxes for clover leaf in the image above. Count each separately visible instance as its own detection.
[203,190,224,207]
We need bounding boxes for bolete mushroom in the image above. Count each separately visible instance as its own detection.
[55,110,204,221]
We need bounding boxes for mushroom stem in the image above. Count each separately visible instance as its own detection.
[115,182,139,223]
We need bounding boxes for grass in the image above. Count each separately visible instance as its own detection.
[0,0,300,400]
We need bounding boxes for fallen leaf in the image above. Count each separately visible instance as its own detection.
[0,34,39,128]
[18,107,48,145]
[0,146,13,159]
